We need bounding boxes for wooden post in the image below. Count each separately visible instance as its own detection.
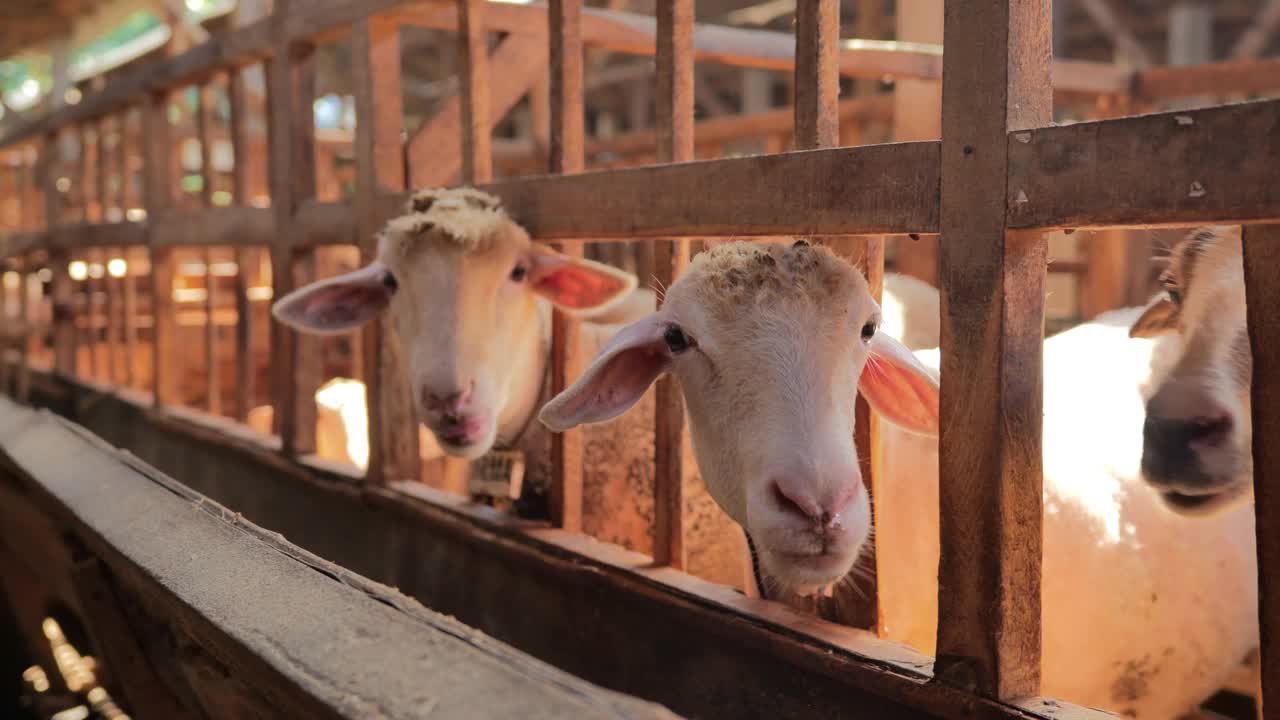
[933,0,1050,700]
[123,251,138,390]
[548,0,586,533]
[891,0,942,287]
[16,263,30,402]
[46,133,76,378]
[352,17,420,485]
[267,5,320,455]
[1243,225,1280,720]
[197,82,220,416]
[652,0,693,570]
[228,68,256,423]
[105,246,122,386]
[458,0,493,185]
[144,92,178,406]
[795,0,885,631]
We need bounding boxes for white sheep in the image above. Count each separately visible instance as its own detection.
[541,240,1258,719]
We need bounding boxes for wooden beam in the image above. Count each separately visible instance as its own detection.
[267,3,319,455]
[406,32,548,187]
[458,0,493,185]
[1006,99,1280,231]
[651,0,694,571]
[399,141,941,240]
[144,88,178,407]
[197,82,220,416]
[1134,57,1280,100]
[228,66,255,423]
[1243,225,1280,720]
[548,0,586,534]
[934,0,1049,700]
[891,0,942,288]
[47,133,76,379]
[1230,0,1280,60]
[352,17,419,486]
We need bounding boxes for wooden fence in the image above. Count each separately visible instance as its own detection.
[1,0,1280,718]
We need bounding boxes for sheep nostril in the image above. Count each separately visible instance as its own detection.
[1188,415,1232,447]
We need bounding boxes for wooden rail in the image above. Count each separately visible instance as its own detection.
[0,0,1278,718]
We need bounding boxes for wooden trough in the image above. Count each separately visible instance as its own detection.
[1,0,1280,718]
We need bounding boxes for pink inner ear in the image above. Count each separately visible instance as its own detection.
[533,265,629,310]
[550,344,669,425]
[301,284,389,327]
[860,355,939,435]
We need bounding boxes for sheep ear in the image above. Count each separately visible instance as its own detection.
[272,261,395,335]
[540,314,670,431]
[528,244,638,317]
[1129,296,1178,338]
[859,333,939,437]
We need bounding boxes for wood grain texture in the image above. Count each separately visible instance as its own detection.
[549,0,586,533]
[266,8,319,455]
[652,0,694,570]
[1243,225,1280,720]
[1007,99,1280,231]
[455,142,941,239]
[934,0,1050,700]
[458,0,493,185]
[352,17,420,486]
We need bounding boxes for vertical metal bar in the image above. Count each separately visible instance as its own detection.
[1243,224,1280,720]
[228,67,255,423]
[652,0,693,569]
[268,1,320,454]
[197,82,220,415]
[548,0,586,532]
[458,0,493,184]
[933,0,1051,699]
[352,16,419,484]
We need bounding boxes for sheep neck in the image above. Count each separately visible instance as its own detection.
[493,298,552,450]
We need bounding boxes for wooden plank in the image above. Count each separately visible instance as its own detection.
[406,32,549,188]
[48,221,149,250]
[1243,225,1280,720]
[85,249,100,381]
[144,92,178,406]
[0,398,683,720]
[96,119,110,223]
[351,17,419,486]
[198,82,220,416]
[122,254,138,390]
[1134,57,1280,100]
[934,0,1049,700]
[651,0,693,571]
[548,0,585,534]
[458,0,494,185]
[228,67,255,423]
[795,0,884,632]
[419,142,941,239]
[32,380,1116,720]
[1231,0,1280,60]
[46,133,77,378]
[267,9,319,455]
[105,246,122,385]
[1006,99,1280,231]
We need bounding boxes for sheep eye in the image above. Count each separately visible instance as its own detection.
[510,264,528,282]
[664,325,692,354]
[381,271,398,293]
[1166,287,1182,306]
[861,321,878,342]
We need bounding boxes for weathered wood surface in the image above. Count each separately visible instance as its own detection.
[21,373,1115,720]
[1243,226,1280,720]
[650,0,693,570]
[0,398,685,720]
[548,0,586,533]
[426,142,942,239]
[934,0,1049,700]
[352,17,420,486]
[458,0,494,185]
[1007,99,1280,231]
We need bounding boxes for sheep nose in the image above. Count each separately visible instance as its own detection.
[423,382,473,415]
[1144,410,1233,454]
[770,477,858,528]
